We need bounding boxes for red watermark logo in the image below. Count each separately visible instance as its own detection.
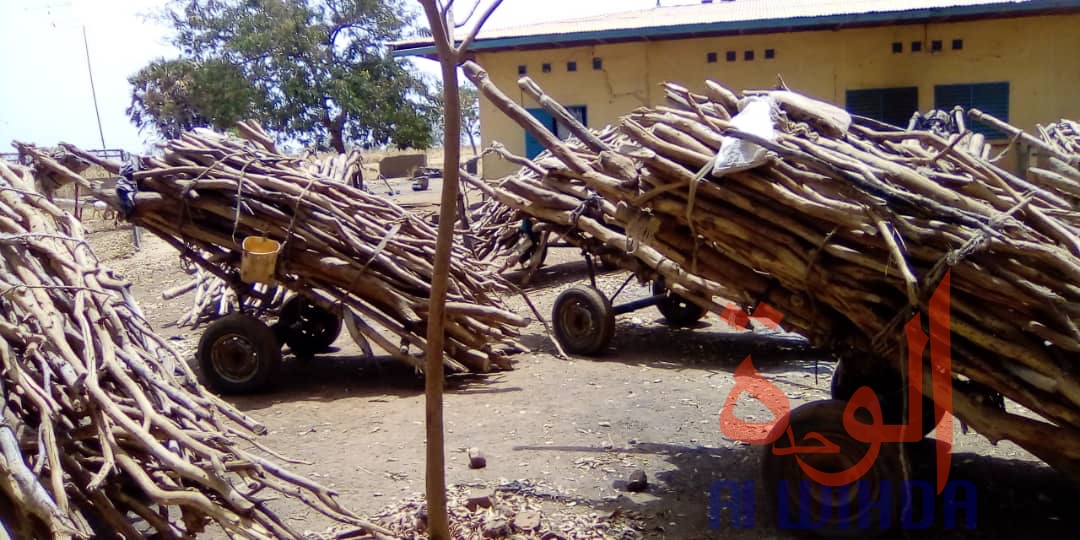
[719,271,954,494]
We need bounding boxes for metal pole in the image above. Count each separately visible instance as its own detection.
[83,25,107,150]
[83,25,141,250]
[80,25,108,222]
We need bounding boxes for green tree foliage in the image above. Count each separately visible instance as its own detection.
[428,81,481,154]
[128,58,259,139]
[129,0,436,151]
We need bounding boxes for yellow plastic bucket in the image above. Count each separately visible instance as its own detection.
[240,236,281,284]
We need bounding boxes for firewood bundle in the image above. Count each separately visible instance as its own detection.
[1039,119,1080,157]
[14,145,94,195]
[467,198,529,262]
[906,108,993,160]
[17,124,527,374]
[966,110,1080,206]
[167,140,360,329]
[301,148,365,189]
[463,62,1080,479]
[1031,119,1080,205]
[163,261,286,328]
[0,159,394,538]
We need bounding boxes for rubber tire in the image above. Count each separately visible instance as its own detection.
[761,399,902,538]
[830,360,942,437]
[198,313,282,394]
[653,280,706,327]
[552,286,615,356]
[277,296,343,357]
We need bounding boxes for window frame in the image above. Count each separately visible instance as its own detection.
[933,82,1010,138]
[844,86,920,128]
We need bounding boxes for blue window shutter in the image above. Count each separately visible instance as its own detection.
[846,87,918,128]
[934,82,1010,138]
[524,108,554,159]
[972,82,1009,124]
[525,106,588,158]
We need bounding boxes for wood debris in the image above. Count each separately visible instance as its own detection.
[350,481,647,539]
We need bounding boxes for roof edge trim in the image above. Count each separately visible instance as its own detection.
[392,0,1080,57]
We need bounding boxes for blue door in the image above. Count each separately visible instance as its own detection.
[525,108,553,159]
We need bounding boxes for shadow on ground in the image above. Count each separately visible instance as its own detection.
[506,258,621,292]
[523,318,825,372]
[511,439,1078,539]
[227,354,520,412]
[224,311,832,413]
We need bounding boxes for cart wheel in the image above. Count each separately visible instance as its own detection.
[552,286,615,356]
[762,399,902,537]
[652,280,706,327]
[278,296,343,357]
[198,313,281,394]
[831,360,942,436]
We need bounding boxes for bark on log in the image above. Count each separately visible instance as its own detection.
[462,62,1080,482]
[0,158,396,538]
[18,129,527,374]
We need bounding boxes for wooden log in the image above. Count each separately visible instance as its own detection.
[21,129,526,375]
[462,69,1080,481]
[969,109,1078,166]
[518,77,608,153]
[1028,168,1080,200]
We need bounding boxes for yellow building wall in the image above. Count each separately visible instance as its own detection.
[474,14,1080,178]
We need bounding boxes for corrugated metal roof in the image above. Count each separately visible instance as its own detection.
[392,0,1078,54]
[475,0,1032,39]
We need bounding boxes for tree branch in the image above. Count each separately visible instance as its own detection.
[455,0,504,55]
[424,0,454,60]
[453,0,483,29]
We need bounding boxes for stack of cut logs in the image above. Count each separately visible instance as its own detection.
[0,159,392,538]
[906,108,993,160]
[163,261,286,328]
[967,111,1080,206]
[1027,118,1080,207]
[301,147,365,189]
[468,197,531,265]
[463,61,1080,480]
[19,121,527,373]
[162,141,363,328]
[1039,119,1080,157]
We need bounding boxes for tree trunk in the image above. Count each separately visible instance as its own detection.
[325,111,347,153]
[417,1,506,536]
[467,132,478,157]
[329,129,346,154]
[418,6,461,539]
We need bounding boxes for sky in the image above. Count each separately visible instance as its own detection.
[0,0,704,153]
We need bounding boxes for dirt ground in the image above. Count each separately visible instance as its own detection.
[86,205,1078,539]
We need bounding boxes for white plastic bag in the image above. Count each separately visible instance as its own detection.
[711,96,777,177]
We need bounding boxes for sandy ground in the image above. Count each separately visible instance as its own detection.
[85,205,1078,539]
